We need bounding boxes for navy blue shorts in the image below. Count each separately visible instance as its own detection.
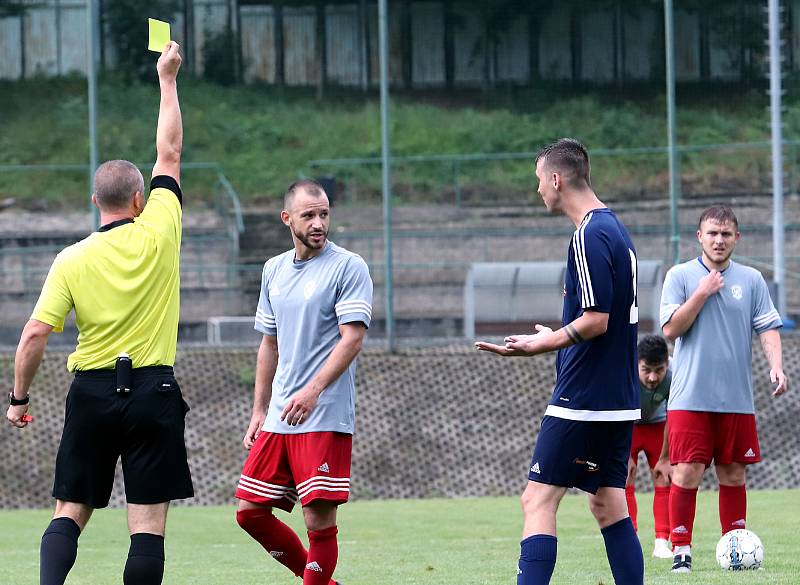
[528,416,633,494]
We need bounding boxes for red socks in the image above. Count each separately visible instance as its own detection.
[305,526,338,585]
[236,509,309,577]
[625,485,638,531]
[653,486,671,540]
[719,484,747,534]
[669,484,698,547]
[236,509,339,585]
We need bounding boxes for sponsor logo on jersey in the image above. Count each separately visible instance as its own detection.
[744,448,756,458]
[306,561,323,572]
[731,285,743,300]
[318,462,330,473]
[530,462,541,474]
[672,525,689,534]
[304,280,317,300]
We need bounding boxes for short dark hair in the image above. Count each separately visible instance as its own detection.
[93,160,144,211]
[284,179,327,210]
[534,138,592,187]
[638,334,669,365]
[698,205,738,231]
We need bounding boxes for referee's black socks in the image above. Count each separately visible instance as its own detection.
[123,533,165,585]
[40,517,81,585]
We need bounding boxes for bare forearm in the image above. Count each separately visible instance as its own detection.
[537,312,608,354]
[659,422,669,459]
[252,341,277,414]
[663,290,708,341]
[13,326,49,397]
[156,80,182,166]
[759,329,783,371]
[306,335,363,397]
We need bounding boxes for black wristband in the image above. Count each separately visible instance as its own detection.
[9,391,29,406]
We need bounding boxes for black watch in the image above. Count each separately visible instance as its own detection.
[9,391,29,406]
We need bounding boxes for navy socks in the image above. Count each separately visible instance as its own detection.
[601,517,644,585]
[517,534,557,585]
[40,517,81,585]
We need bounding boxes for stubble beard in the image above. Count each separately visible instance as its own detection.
[295,228,328,251]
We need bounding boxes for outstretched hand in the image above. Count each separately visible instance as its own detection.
[157,41,182,80]
[475,324,554,357]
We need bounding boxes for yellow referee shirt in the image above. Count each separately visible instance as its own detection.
[31,176,182,371]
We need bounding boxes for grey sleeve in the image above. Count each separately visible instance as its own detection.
[335,256,373,328]
[751,274,782,333]
[254,263,277,335]
[659,267,685,329]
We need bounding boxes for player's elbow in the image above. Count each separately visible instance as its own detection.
[157,145,182,165]
[662,323,678,343]
[20,320,52,346]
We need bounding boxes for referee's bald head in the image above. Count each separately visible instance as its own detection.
[93,160,145,212]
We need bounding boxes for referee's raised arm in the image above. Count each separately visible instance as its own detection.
[152,41,182,185]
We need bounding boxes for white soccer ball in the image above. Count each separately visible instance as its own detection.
[715,529,764,570]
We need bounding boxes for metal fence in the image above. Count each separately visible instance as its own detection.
[4,1,800,86]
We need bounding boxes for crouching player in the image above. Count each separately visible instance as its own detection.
[626,334,672,559]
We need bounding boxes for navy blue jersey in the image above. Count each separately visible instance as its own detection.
[547,208,640,421]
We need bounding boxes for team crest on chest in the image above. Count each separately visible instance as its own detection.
[731,284,743,300]
[304,280,318,300]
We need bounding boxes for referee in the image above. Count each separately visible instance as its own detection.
[5,42,191,585]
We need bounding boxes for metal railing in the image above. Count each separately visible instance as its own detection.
[306,140,800,207]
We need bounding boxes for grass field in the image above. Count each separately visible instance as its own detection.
[1,490,797,584]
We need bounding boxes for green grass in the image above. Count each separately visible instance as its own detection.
[1,490,797,584]
[2,76,793,207]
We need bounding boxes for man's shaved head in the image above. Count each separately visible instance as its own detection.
[93,160,144,212]
[284,179,327,211]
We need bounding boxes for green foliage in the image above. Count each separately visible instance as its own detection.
[104,0,181,81]
[0,78,781,206]
[1,491,798,584]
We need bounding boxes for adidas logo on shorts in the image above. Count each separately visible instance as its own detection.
[530,462,541,474]
[270,551,284,558]
[318,462,330,473]
[744,448,756,458]
[306,561,323,572]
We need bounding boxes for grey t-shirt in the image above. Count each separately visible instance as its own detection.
[254,241,373,434]
[660,258,782,414]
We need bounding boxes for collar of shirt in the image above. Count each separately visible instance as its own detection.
[98,218,134,232]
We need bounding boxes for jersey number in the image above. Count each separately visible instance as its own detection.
[629,249,639,324]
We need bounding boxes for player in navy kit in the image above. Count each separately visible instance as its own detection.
[476,139,644,585]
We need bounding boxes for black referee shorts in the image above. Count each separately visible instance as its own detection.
[53,366,194,508]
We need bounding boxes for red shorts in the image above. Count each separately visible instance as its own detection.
[235,431,352,512]
[668,410,761,466]
[630,421,666,469]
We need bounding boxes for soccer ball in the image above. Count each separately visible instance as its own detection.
[715,529,764,570]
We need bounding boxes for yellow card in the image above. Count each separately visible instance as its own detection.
[148,18,170,53]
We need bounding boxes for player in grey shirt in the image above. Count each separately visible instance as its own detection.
[235,179,372,585]
[659,205,787,574]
